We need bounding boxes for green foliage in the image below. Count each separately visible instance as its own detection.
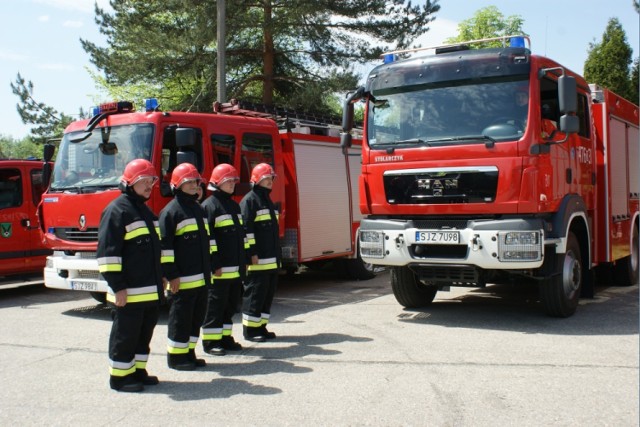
[80,0,440,112]
[631,59,639,105]
[10,73,78,142]
[0,134,44,160]
[445,6,527,48]
[584,18,636,103]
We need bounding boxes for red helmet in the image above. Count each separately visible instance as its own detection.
[121,159,157,187]
[170,163,202,190]
[209,163,239,187]
[250,163,276,184]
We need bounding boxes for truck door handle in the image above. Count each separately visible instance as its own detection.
[21,219,32,228]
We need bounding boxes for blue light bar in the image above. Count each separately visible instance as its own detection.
[383,54,397,64]
[144,98,159,112]
[91,106,100,116]
[510,37,526,48]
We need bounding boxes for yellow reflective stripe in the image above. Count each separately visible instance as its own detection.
[125,227,150,240]
[213,271,241,281]
[175,223,199,236]
[255,214,271,222]
[242,314,262,328]
[202,328,223,341]
[161,249,174,264]
[215,219,234,228]
[106,285,159,303]
[167,339,190,354]
[248,262,278,271]
[109,359,136,377]
[99,264,122,273]
[179,277,206,290]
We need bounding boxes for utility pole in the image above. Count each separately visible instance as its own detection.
[216,0,226,103]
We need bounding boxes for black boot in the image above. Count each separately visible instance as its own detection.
[261,325,276,339]
[204,341,226,356]
[167,353,196,371]
[135,368,159,386]
[189,349,207,367]
[221,335,243,351]
[243,325,266,342]
[110,374,144,392]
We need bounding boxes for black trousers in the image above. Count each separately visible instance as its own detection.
[167,286,207,365]
[202,278,242,350]
[109,302,159,384]
[242,270,278,332]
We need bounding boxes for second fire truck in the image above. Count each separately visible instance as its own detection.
[40,99,375,302]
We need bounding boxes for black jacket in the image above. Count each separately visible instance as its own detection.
[97,192,162,303]
[159,191,212,290]
[202,190,248,278]
[240,185,280,272]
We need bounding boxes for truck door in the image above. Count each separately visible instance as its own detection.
[0,164,48,276]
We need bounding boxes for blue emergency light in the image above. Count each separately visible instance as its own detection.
[510,36,526,48]
[91,106,100,116]
[383,53,397,64]
[144,98,159,112]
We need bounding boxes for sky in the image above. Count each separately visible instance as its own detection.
[0,0,638,140]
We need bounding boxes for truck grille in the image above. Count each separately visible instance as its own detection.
[383,167,498,205]
[54,228,99,242]
[77,270,100,279]
[412,265,480,286]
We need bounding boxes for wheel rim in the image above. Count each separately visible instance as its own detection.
[562,249,581,297]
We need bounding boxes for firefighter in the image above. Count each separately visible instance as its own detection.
[201,163,246,355]
[240,163,280,342]
[97,158,163,393]
[159,163,211,370]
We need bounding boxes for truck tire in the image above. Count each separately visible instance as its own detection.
[390,266,438,308]
[540,232,582,317]
[346,251,376,280]
[90,291,107,304]
[613,222,639,286]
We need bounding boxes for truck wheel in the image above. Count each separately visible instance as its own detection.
[613,223,639,286]
[390,266,438,308]
[540,232,582,317]
[346,251,376,280]
[90,292,107,304]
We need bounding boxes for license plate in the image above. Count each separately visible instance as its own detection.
[414,230,460,244]
[70,280,98,291]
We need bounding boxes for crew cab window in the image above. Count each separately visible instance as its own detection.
[210,134,236,165]
[0,169,22,209]
[238,132,274,197]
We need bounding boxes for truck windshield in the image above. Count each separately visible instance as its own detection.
[50,124,154,192]
[367,78,529,148]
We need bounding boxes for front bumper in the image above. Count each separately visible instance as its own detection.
[358,217,548,270]
[44,251,109,293]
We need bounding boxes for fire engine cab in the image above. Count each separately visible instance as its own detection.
[0,159,51,284]
[40,99,374,302]
[341,36,639,317]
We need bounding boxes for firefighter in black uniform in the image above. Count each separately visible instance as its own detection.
[240,163,280,342]
[97,159,162,393]
[201,163,247,355]
[159,163,211,370]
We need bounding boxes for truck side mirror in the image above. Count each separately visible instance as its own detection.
[176,128,196,149]
[42,143,56,186]
[558,75,577,114]
[559,115,579,134]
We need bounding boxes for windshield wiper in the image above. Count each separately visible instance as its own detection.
[427,135,497,148]
[372,138,432,150]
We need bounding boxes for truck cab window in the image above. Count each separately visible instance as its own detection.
[239,132,274,197]
[210,134,236,165]
[0,169,22,209]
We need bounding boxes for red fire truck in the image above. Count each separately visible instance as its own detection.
[341,36,639,317]
[40,99,375,302]
[0,159,51,284]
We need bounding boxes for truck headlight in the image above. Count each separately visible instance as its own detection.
[498,231,542,262]
[359,230,385,258]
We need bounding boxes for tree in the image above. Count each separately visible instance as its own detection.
[80,0,440,114]
[10,73,77,141]
[631,58,639,105]
[584,18,634,102]
[0,134,43,160]
[445,6,526,47]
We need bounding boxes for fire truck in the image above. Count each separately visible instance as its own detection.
[340,36,639,317]
[40,99,374,302]
[0,159,51,284]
